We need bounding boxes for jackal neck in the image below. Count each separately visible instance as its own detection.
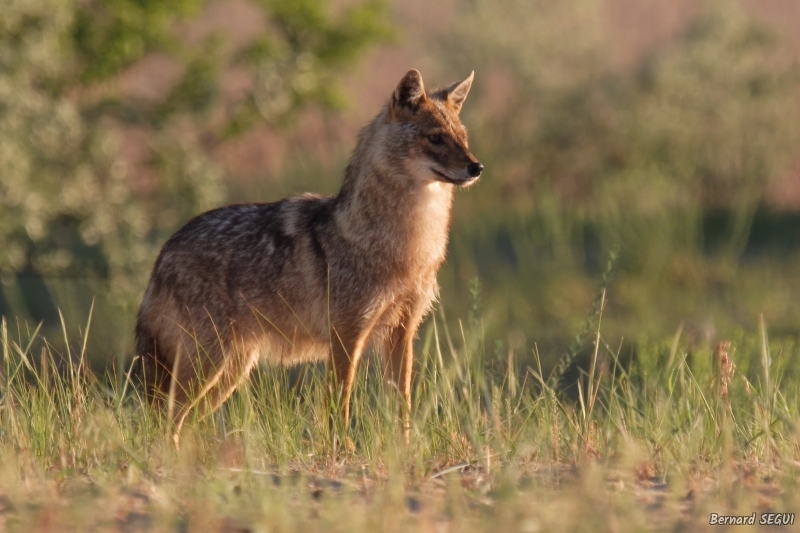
[334,108,454,271]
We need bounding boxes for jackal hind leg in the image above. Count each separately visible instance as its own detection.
[192,342,260,422]
[167,333,227,435]
[171,335,259,438]
[169,342,224,439]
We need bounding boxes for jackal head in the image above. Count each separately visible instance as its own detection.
[388,69,483,186]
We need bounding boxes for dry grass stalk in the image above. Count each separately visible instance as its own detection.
[715,340,735,404]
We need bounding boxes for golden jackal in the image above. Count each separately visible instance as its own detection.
[135,69,483,434]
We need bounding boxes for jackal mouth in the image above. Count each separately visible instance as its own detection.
[431,168,479,186]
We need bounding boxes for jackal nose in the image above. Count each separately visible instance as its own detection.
[467,162,484,178]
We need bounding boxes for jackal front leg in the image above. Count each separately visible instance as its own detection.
[328,300,392,439]
[328,326,369,430]
[383,305,427,438]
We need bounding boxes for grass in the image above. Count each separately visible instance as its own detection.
[0,295,799,532]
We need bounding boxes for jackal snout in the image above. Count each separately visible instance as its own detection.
[430,148,483,186]
[431,143,483,186]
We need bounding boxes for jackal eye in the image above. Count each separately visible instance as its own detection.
[427,134,443,145]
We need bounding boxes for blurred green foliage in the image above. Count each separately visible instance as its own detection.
[433,0,800,356]
[445,0,799,216]
[73,0,205,81]
[232,0,394,132]
[0,0,392,339]
[2,0,799,368]
[0,0,129,282]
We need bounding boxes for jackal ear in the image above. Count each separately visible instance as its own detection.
[392,69,426,113]
[439,71,474,114]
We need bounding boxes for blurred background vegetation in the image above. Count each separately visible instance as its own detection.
[1,0,799,370]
